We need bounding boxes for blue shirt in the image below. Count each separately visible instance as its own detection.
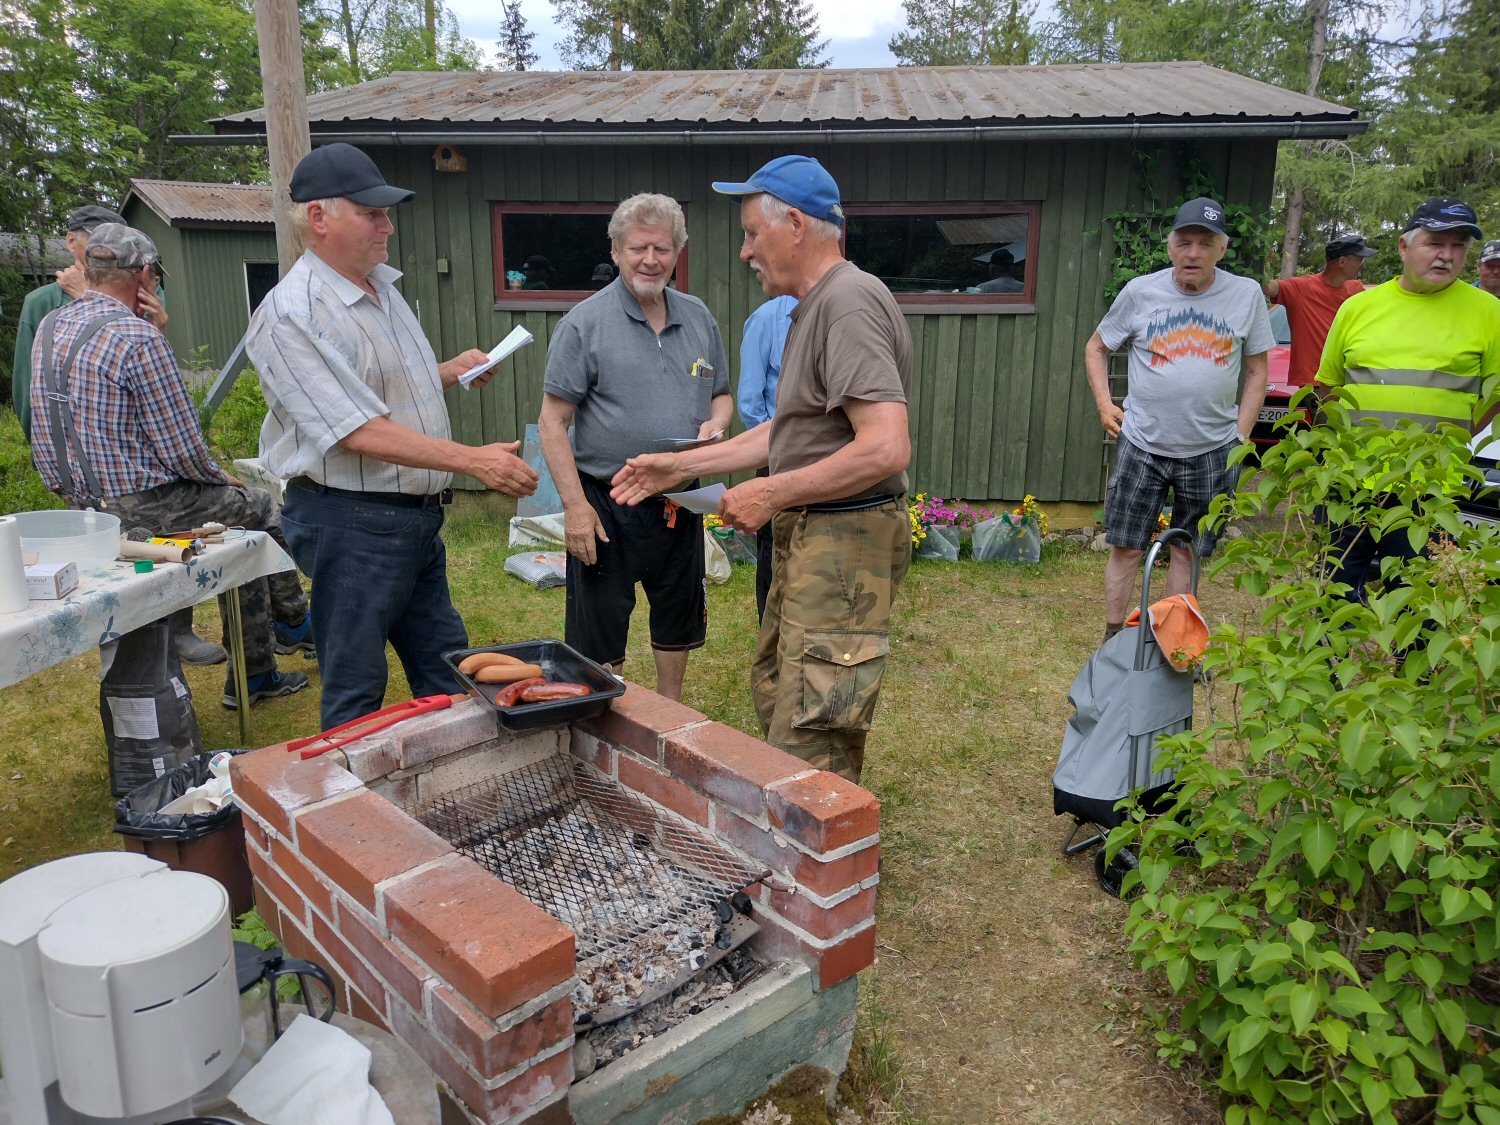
[737,296,797,428]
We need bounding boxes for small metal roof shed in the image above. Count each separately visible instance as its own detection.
[123,180,272,229]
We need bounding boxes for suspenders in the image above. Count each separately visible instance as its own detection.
[37,306,129,505]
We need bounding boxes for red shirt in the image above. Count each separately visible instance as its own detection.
[1274,273,1367,386]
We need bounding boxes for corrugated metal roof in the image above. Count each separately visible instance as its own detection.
[213,63,1358,134]
[0,233,70,274]
[126,179,273,227]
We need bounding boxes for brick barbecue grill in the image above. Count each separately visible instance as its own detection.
[231,685,880,1124]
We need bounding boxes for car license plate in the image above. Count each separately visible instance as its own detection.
[1259,407,1289,424]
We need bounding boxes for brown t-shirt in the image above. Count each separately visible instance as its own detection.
[769,260,912,499]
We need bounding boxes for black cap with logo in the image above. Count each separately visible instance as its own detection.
[1404,198,1483,240]
[1172,197,1227,236]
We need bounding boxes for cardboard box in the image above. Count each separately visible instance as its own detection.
[26,561,78,600]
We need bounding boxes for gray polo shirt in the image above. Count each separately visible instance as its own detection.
[544,278,729,480]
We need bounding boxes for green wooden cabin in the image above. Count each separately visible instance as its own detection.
[204,63,1363,508]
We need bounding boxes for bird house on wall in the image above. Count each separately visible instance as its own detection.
[432,144,468,173]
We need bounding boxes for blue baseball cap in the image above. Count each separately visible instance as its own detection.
[712,156,845,227]
[1405,197,1482,240]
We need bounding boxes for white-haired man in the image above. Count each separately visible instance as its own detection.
[246,143,538,728]
[610,156,913,784]
[539,193,732,701]
[1084,197,1274,642]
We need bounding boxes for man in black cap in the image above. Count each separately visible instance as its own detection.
[521,254,552,290]
[1083,197,1274,641]
[13,205,168,442]
[1264,234,1377,388]
[246,143,539,728]
[1474,239,1500,299]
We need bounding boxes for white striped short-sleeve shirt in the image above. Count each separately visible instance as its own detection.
[247,250,452,495]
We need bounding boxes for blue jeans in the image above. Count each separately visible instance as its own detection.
[280,487,468,728]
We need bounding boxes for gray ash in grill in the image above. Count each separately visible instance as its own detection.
[413,756,763,1026]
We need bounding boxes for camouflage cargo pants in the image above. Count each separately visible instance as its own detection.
[751,499,910,784]
[99,480,308,677]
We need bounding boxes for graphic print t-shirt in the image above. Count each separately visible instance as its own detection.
[1097,267,1275,458]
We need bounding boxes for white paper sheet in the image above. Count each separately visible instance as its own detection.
[106,696,158,741]
[459,325,533,388]
[658,430,724,449]
[664,483,726,515]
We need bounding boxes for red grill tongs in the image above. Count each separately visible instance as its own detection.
[287,694,458,759]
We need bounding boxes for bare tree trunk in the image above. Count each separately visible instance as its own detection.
[424,0,437,63]
[1279,0,1330,277]
[338,0,360,80]
[254,0,311,276]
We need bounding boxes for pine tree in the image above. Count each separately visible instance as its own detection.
[890,0,1036,66]
[553,0,825,69]
[496,0,539,70]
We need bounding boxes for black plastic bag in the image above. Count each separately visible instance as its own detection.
[100,617,203,796]
[114,750,242,842]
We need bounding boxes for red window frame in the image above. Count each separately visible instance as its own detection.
[490,202,691,309]
[841,200,1041,312]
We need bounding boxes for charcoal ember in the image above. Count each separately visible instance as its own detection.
[652,1020,670,1036]
[688,950,706,970]
[714,927,732,950]
[631,832,650,850]
[731,890,753,915]
[714,899,733,924]
[687,931,704,950]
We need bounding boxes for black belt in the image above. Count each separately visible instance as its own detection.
[289,476,452,508]
[796,494,900,514]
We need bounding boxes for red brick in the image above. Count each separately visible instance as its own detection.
[390,996,488,1114]
[569,729,612,774]
[817,925,877,989]
[231,746,365,840]
[717,808,878,899]
[310,910,386,1018]
[270,836,335,921]
[617,754,709,826]
[769,884,878,942]
[336,898,433,1012]
[243,812,269,854]
[348,984,389,1029]
[247,846,306,926]
[573,683,706,762]
[296,791,453,914]
[384,855,574,1020]
[430,986,572,1081]
[277,909,319,966]
[663,722,808,818]
[767,772,880,854]
[483,1051,572,1123]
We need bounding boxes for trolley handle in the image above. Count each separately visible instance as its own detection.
[1136,528,1199,668]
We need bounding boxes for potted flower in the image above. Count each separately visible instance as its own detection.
[910,495,992,559]
[974,494,1049,563]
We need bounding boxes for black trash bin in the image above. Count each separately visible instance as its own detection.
[114,751,254,917]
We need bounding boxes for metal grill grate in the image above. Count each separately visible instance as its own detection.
[412,756,764,1024]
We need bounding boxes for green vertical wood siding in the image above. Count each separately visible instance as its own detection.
[345,136,1280,502]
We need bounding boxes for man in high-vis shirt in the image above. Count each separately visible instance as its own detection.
[1315,196,1500,599]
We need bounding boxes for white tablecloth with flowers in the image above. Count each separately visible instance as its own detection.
[0,529,294,689]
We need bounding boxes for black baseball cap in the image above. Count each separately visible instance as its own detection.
[67,205,126,232]
[1172,197,1227,236]
[1326,235,1377,260]
[289,143,414,206]
[1404,197,1483,240]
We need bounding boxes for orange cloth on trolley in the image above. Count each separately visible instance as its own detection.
[1126,592,1209,671]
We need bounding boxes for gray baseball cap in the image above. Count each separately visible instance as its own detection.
[83,224,161,270]
[66,205,126,232]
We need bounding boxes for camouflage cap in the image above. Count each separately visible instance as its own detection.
[83,223,161,270]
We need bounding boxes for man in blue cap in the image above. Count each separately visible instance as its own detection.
[610,155,913,784]
[246,143,539,727]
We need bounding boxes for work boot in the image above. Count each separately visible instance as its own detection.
[273,616,316,657]
[175,629,227,666]
[222,668,310,710]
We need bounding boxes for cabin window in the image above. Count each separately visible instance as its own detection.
[842,202,1040,311]
[243,261,279,315]
[490,203,691,308]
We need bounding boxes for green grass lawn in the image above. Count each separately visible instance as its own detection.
[1,420,1259,1121]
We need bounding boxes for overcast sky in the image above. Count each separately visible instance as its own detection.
[446,0,909,70]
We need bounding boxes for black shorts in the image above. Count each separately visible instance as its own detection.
[564,474,707,666]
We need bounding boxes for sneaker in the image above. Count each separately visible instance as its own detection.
[222,668,310,710]
[175,629,227,666]
[273,617,316,657]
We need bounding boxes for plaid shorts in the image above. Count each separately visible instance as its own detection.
[1105,435,1240,555]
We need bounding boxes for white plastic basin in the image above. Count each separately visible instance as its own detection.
[14,509,121,574]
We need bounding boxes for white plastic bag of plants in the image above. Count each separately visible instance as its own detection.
[973,517,1041,564]
[913,524,961,561]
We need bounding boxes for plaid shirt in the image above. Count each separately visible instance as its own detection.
[29,291,229,503]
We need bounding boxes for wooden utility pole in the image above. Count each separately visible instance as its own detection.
[254,0,311,276]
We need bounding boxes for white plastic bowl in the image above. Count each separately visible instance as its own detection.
[14,509,121,574]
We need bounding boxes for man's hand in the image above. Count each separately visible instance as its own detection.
[719,477,777,533]
[55,264,85,299]
[136,286,168,331]
[611,453,688,506]
[438,349,493,388]
[1097,402,1124,439]
[469,441,539,497]
[696,419,724,442]
[564,503,610,565]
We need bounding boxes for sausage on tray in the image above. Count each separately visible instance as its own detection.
[493,677,546,707]
[519,681,592,702]
[473,662,544,683]
[457,651,524,675]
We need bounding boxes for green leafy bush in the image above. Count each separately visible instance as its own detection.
[202,369,268,465]
[1115,397,1500,1124]
[0,404,61,513]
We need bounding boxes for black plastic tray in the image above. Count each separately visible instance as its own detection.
[443,639,625,731]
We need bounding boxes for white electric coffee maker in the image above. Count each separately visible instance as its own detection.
[0,852,243,1124]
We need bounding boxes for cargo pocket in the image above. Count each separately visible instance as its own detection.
[793,631,890,732]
